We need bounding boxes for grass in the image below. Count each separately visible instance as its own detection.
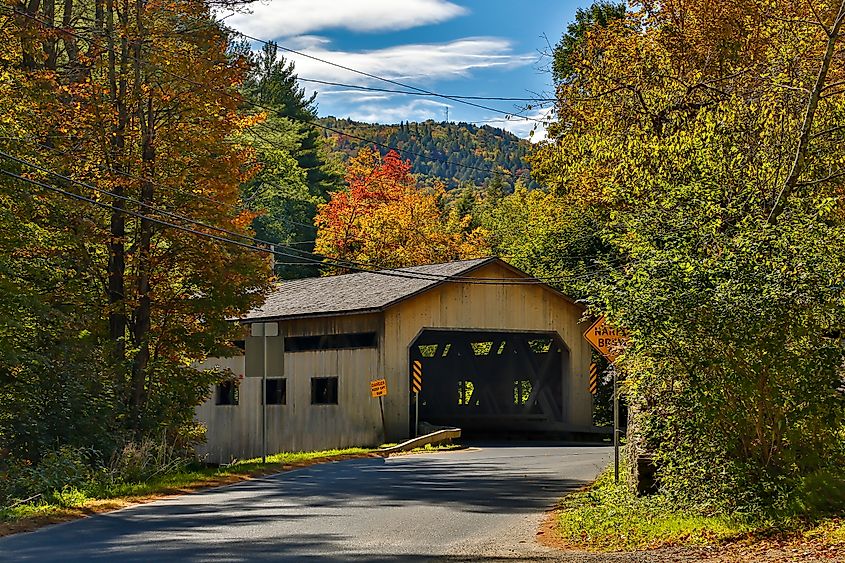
[553,463,845,552]
[0,443,461,535]
[554,466,755,551]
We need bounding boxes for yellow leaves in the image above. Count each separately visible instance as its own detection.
[239,112,267,129]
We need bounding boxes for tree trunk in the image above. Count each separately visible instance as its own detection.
[128,0,154,435]
[105,0,128,395]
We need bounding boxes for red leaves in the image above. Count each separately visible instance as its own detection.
[314,147,490,270]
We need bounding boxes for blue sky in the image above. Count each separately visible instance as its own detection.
[225,0,590,141]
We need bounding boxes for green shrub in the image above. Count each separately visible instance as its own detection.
[786,469,845,519]
[557,464,756,551]
[20,447,91,496]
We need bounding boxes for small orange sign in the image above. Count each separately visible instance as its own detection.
[370,378,388,398]
[584,316,629,362]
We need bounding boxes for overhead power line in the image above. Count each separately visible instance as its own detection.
[231,30,551,125]
[296,77,556,103]
[1,7,515,180]
[0,10,616,285]
[9,135,615,276]
[0,151,614,286]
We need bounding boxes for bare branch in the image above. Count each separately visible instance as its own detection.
[768,0,845,223]
[806,0,832,37]
[811,124,845,139]
[820,78,845,91]
[797,169,845,186]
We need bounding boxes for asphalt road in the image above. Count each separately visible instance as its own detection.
[0,444,611,562]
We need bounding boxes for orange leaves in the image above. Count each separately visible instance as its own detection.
[314,147,490,271]
[231,209,258,230]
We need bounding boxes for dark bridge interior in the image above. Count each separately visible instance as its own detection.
[409,329,569,437]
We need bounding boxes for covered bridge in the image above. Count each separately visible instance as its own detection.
[195,257,594,463]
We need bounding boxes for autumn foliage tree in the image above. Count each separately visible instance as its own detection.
[532,0,845,512]
[0,0,271,469]
[314,148,490,271]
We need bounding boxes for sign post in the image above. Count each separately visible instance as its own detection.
[370,378,388,440]
[252,321,279,464]
[583,316,629,484]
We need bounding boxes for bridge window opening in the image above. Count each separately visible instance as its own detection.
[457,380,475,405]
[528,339,552,353]
[441,343,451,357]
[418,344,438,358]
[265,378,286,405]
[286,332,376,352]
[514,380,532,405]
[311,377,338,405]
[471,341,493,355]
[497,341,506,355]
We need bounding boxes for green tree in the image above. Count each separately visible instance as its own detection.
[552,1,626,83]
[239,42,344,278]
[535,0,845,512]
[1,0,270,463]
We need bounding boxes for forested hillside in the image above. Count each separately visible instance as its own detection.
[318,118,539,190]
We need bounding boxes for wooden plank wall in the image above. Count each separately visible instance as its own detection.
[195,313,387,463]
[381,261,593,439]
[276,314,385,452]
[193,355,259,464]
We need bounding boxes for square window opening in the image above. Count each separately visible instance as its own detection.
[266,378,286,405]
[216,381,239,406]
[311,377,339,405]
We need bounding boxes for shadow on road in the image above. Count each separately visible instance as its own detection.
[2,446,610,562]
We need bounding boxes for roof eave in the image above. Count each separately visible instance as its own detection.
[236,307,384,324]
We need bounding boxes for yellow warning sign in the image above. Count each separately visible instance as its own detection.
[370,378,388,398]
[584,316,629,362]
[411,360,423,393]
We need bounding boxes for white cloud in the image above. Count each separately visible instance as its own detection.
[478,106,554,143]
[226,0,467,39]
[342,99,452,124]
[282,37,534,85]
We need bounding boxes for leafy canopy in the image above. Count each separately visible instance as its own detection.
[314,148,491,271]
[533,0,845,511]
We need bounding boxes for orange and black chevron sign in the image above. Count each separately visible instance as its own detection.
[589,363,598,395]
[412,360,423,393]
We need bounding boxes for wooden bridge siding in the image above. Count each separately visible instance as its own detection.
[381,261,592,440]
[272,347,383,453]
[258,313,385,454]
[193,355,259,463]
[197,314,385,463]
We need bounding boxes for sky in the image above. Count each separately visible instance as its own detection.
[224,0,590,142]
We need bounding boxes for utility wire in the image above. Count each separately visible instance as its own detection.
[229,30,550,125]
[1,151,617,285]
[1,6,514,180]
[296,77,556,103]
[4,134,600,270]
[1,10,617,284]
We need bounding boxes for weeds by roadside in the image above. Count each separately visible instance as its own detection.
[553,463,845,552]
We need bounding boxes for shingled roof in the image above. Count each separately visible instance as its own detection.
[243,257,506,322]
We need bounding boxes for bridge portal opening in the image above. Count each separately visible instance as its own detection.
[409,329,569,437]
